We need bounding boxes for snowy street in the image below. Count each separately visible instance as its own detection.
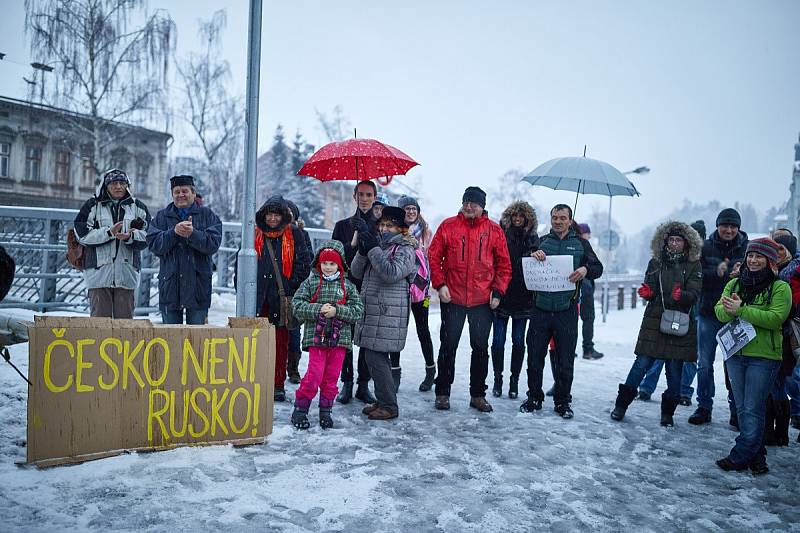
[0,298,798,532]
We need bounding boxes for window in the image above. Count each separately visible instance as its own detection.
[25,146,42,181]
[0,142,9,177]
[55,150,70,185]
[136,162,149,192]
[81,157,96,187]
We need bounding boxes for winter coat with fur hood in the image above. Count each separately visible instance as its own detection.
[351,232,417,352]
[496,201,539,317]
[634,221,703,362]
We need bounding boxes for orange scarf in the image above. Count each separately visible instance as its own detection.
[255,226,294,279]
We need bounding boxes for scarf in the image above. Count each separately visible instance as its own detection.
[662,247,685,264]
[310,271,347,305]
[254,225,295,279]
[737,266,774,305]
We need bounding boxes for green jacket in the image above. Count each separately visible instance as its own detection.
[714,277,791,361]
[291,240,364,351]
[533,229,603,312]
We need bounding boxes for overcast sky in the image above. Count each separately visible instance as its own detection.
[2,0,799,232]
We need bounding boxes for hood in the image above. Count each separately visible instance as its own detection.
[256,195,291,232]
[500,201,537,233]
[650,220,703,262]
[95,179,132,204]
[312,239,347,273]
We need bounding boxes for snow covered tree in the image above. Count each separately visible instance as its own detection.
[25,0,175,180]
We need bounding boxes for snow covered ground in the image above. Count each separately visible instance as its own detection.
[0,296,799,532]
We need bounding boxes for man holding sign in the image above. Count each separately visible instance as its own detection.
[520,204,603,419]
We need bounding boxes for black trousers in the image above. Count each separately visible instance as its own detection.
[579,280,595,351]
[341,323,371,384]
[434,302,492,398]
[526,305,579,405]
[411,300,435,367]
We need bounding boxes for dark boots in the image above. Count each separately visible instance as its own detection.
[291,405,310,430]
[766,397,790,446]
[492,375,502,397]
[491,348,504,397]
[611,384,638,421]
[287,352,302,384]
[764,396,776,445]
[391,367,402,393]
[660,393,680,427]
[319,397,334,429]
[336,381,353,404]
[418,364,436,392]
[355,382,377,404]
[508,375,519,399]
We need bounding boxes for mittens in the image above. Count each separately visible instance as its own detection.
[637,283,654,300]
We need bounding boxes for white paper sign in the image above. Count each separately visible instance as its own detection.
[522,255,575,292]
[716,318,757,361]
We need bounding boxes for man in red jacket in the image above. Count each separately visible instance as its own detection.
[428,186,512,412]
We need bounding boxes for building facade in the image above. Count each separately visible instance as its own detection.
[787,133,800,236]
[0,96,171,209]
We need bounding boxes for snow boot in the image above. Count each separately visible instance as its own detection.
[520,392,542,413]
[688,406,712,425]
[391,366,402,393]
[555,403,574,419]
[274,387,286,402]
[435,395,450,410]
[637,391,651,401]
[508,374,519,399]
[336,381,353,404]
[660,393,679,427]
[419,364,436,392]
[291,405,310,430]
[287,352,301,384]
[773,399,790,446]
[470,397,493,413]
[319,398,334,429]
[355,382,377,404]
[611,384,637,421]
[492,375,502,398]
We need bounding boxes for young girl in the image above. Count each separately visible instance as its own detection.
[290,240,363,429]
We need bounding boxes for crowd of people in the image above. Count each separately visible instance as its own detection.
[71,168,800,476]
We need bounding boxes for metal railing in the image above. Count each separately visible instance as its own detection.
[0,205,331,314]
[599,274,643,321]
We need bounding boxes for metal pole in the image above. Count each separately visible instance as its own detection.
[236,0,263,317]
[602,196,612,323]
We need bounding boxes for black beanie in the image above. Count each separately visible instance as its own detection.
[462,186,487,208]
[170,175,194,189]
[716,208,741,228]
[379,206,409,228]
[775,234,798,258]
[690,220,706,240]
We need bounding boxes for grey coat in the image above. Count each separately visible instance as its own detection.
[351,233,417,352]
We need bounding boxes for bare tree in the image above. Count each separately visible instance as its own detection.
[486,169,541,220]
[175,9,244,219]
[25,0,174,180]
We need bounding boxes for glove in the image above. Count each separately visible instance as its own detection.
[129,217,145,230]
[637,283,654,300]
[671,283,681,301]
[351,216,368,234]
[359,228,379,253]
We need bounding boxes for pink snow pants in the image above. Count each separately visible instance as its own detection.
[295,346,347,406]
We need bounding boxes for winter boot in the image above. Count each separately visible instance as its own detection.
[435,395,450,410]
[287,352,302,384]
[610,384,638,421]
[660,393,680,427]
[773,399,790,446]
[520,392,542,413]
[508,374,519,399]
[291,405,310,430]
[419,364,436,392]
[319,398,334,429]
[391,366,402,393]
[355,382,377,404]
[274,387,286,402]
[492,375,503,398]
[763,396,777,445]
[688,406,711,425]
[336,381,353,404]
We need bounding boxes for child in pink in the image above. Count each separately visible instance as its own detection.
[290,240,363,429]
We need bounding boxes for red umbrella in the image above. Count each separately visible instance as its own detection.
[297,138,419,184]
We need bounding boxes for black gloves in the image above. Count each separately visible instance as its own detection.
[352,216,368,234]
[359,228,379,254]
[129,217,146,230]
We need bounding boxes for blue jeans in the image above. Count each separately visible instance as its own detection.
[625,355,683,400]
[160,307,208,325]
[787,364,800,417]
[696,314,732,412]
[724,355,780,465]
[639,359,697,398]
[491,315,527,351]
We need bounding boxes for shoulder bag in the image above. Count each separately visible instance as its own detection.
[263,238,300,329]
[658,271,690,337]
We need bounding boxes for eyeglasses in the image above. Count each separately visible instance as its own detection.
[378,221,397,231]
[667,237,685,244]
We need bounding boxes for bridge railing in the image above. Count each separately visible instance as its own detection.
[0,205,331,314]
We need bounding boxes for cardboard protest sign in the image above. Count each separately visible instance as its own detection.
[26,316,274,467]
[522,255,575,292]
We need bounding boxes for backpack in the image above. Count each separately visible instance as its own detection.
[66,228,85,270]
[391,244,430,303]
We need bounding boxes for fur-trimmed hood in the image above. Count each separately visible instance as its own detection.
[650,220,703,262]
[255,195,292,233]
[500,201,537,233]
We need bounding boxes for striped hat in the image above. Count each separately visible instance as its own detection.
[745,238,780,266]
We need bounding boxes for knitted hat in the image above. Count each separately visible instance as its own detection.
[666,227,686,240]
[170,175,194,189]
[774,234,798,258]
[312,248,347,304]
[690,220,706,240]
[397,195,420,211]
[462,186,486,208]
[103,168,130,187]
[745,237,780,266]
[715,208,741,228]
[379,206,409,228]
[318,248,344,273]
[578,223,591,234]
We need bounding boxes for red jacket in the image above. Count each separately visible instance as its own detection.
[428,212,512,308]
